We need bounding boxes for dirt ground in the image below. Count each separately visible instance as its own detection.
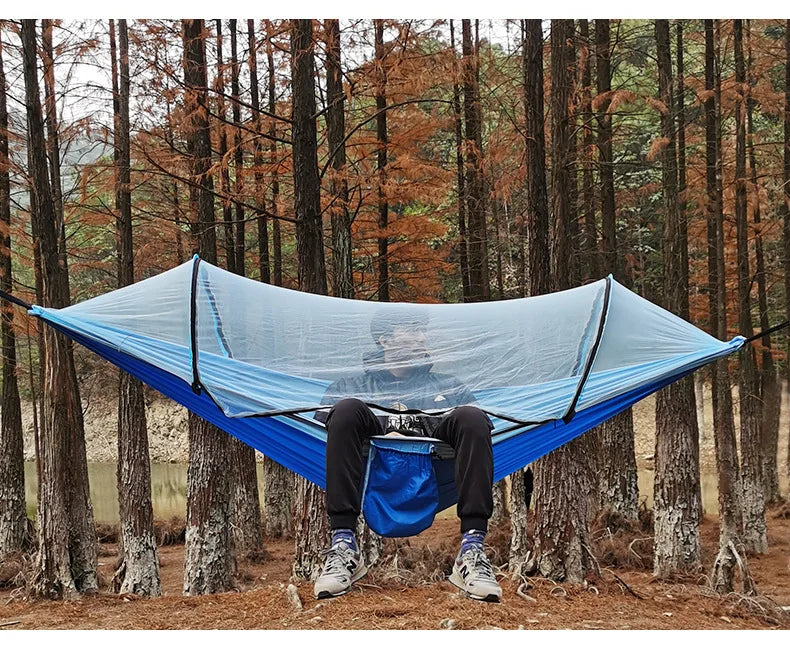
[1,510,789,631]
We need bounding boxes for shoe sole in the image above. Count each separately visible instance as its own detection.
[315,565,369,600]
[448,570,501,603]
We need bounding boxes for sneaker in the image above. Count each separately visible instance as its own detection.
[313,542,368,599]
[449,545,502,602]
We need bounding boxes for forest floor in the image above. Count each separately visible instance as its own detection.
[1,510,789,630]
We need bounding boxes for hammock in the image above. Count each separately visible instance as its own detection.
[12,256,745,537]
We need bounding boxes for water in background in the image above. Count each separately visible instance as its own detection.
[22,461,766,524]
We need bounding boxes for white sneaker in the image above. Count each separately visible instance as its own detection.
[449,545,502,602]
[313,541,367,599]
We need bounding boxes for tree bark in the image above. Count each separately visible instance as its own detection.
[225,19,264,557]
[594,19,639,523]
[215,21,236,275]
[450,21,471,302]
[251,19,293,537]
[707,20,754,594]
[374,20,390,302]
[785,20,790,480]
[578,20,597,283]
[248,20,270,284]
[652,19,701,578]
[744,22,781,506]
[675,20,703,522]
[265,22,282,287]
[23,19,98,598]
[530,20,598,584]
[734,20,767,554]
[181,19,236,595]
[108,19,161,597]
[510,20,550,571]
[0,29,28,561]
[290,19,331,579]
[325,19,354,300]
[229,20,246,276]
[461,20,489,302]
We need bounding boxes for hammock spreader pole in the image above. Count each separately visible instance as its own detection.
[0,289,32,311]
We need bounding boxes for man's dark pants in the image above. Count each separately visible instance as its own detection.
[324,398,494,534]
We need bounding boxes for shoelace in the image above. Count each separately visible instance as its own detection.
[463,547,495,581]
[320,544,354,575]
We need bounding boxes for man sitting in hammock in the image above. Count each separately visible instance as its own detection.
[313,310,502,603]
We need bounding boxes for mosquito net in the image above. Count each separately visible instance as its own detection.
[33,257,741,427]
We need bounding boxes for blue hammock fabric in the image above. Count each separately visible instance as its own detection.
[25,257,745,537]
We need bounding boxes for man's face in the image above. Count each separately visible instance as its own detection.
[379,326,429,369]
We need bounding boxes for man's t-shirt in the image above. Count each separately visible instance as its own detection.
[315,361,477,437]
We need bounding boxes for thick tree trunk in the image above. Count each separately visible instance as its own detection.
[530,21,598,584]
[652,19,701,578]
[290,19,333,579]
[675,21,703,522]
[181,19,236,595]
[325,19,354,300]
[593,19,639,522]
[23,19,98,598]
[108,20,161,597]
[262,459,294,537]
[734,20,767,554]
[0,31,28,561]
[707,20,754,593]
[41,20,97,593]
[461,20,489,302]
[450,21,471,302]
[510,20,550,571]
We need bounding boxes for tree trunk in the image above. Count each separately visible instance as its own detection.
[744,22,781,506]
[374,20,390,302]
[290,19,332,579]
[490,481,506,525]
[579,20,598,283]
[0,30,28,561]
[675,20,703,523]
[325,19,354,300]
[734,20,767,554]
[450,21,471,302]
[462,20,489,302]
[42,20,98,593]
[215,20,236,275]
[265,22,282,287]
[23,19,98,598]
[251,19,293,538]
[181,19,236,595]
[594,19,639,522]
[225,19,263,557]
[108,19,161,597]
[510,19,550,572]
[248,20,270,284]
[652,19,701,578]
[263,22,297,536]
[785,20,790,480]
[707,20,754,594]
[229,20,246,276]
[530,20,598,584]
